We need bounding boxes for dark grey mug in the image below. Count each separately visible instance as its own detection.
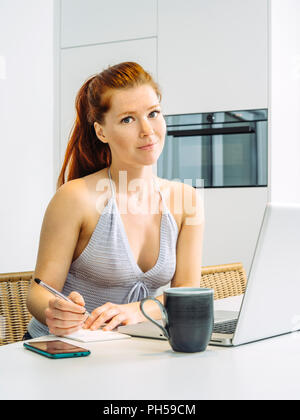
[140,287,214,353]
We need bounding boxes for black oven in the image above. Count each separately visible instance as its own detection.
[157,109,268,188]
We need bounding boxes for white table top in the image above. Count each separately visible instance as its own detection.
[1,295,300,400]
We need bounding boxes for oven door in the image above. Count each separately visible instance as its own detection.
[157,118,267,188]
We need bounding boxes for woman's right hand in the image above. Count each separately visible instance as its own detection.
[44,291,87,336]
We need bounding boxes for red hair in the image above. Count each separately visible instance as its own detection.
[57,62,161,188]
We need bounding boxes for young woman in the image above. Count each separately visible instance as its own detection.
[25,62,204,338]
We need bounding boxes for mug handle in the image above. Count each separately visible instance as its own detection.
[140,297,169,339]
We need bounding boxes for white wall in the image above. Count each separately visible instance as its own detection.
[202,188,268,274]
[0,0,55,272]
[268,0,300,203]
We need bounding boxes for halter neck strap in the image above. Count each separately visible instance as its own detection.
[107,167,167,213]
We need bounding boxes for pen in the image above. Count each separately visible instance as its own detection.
[34,278,90,318]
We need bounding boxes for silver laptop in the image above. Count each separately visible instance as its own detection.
[119,203,300,346]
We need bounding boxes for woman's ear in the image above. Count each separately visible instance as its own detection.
[94,122,107,143]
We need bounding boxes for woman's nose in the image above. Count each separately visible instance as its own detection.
[139,118,154,137]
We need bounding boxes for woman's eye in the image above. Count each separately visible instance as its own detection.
[121,116,133,124]
[149,110,160,118]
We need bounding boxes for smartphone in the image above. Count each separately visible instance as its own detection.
[23,340,91,359]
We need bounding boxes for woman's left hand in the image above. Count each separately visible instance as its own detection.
[83,301,146,331]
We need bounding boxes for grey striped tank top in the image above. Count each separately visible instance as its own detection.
[28,168,179,338]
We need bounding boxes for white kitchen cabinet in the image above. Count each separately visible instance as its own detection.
[61,0,157,48]
[158,0,268,115]
[59,38,157,163]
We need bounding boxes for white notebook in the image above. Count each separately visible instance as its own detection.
[63,328,131,343]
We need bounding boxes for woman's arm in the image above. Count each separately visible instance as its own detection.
[26,180,88,334]
[170,183,204,288]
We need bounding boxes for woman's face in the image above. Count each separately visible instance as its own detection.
[94,84,166,168]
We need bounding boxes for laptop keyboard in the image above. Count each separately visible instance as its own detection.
[213,318,238,334]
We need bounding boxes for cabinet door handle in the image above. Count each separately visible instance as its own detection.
[167,126,255,137]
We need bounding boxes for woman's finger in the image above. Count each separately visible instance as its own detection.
[89,307,120,330]
[83,302,114,329]
[85,306,120,330]
[45,306,86,322]
[68,291,85,307]
[49,297,86,314]
[48,322,84,337]
[47,317,85,330]
[103,313,127,331]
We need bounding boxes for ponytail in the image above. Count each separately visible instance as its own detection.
[57,76,111,188]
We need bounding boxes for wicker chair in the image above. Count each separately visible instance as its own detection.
[0,271,34,346]
[201,262,247,300]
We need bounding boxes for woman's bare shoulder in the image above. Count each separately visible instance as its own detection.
[56,169,108,201]
[55,177,88,206]
[47,170,107,226]
[157,177,202,228]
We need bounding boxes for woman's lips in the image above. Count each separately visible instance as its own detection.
[138,143,157,150]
